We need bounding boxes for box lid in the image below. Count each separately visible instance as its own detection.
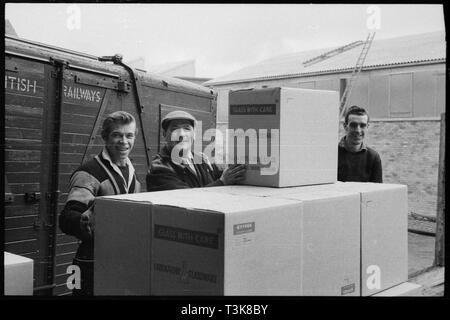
[4,252,33,266]
[98,188,301,214]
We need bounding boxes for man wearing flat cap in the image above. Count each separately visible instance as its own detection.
[146,110,246,191]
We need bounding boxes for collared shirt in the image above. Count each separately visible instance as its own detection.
[180,153,198,176]
[338,136,367,152]
[100,148,135,192]
[337,136,383,183]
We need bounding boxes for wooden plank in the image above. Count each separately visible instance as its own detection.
[5,226,37,242]
[62,122,96,135]
[53,283,72,296]
[62,111,96,124]
[59,163,79,174]
[5,215,37,229]
[5,104,43,118]
[61,132,90,145]
[55,262,73,277]
[5,127,42,140]
[5,161,41,173]
[5,150,41,162]
[55,273,74,286]
[55,242,79,255]
[5,93,45,107]
[56,233,79,245]
[8,183,40,194]
[4,204,40,217]
[61,104,99,116]
[55,252,76,265]
[59,152,83,164]
[4,138,42,151]
[5,115,43,129]
[6,172,41,184]
[5,239,38,254]
[434,112,445,266]
[60,143,93,155]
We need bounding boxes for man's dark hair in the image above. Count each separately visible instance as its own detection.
[101,111,137,140]
[344,105,370,124]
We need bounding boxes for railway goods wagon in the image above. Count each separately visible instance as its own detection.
[4,35,217,295]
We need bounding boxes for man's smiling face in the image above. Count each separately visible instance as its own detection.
[344,114,369,148]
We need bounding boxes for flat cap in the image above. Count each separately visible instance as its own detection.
[161,110,196,130]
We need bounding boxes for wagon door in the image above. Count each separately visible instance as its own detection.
[4,54,59,295]
[54,66,131,296]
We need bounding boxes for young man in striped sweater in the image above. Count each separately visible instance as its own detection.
[59,111,141,296]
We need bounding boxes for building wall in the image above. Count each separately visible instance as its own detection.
[208,63,445,217]
[212,62,445,123]
[339,118,443,217]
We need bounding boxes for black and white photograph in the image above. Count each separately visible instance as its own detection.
[3,2,446,309]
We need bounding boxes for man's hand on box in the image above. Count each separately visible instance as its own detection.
[79,205,95,241]
[220,164,247,185]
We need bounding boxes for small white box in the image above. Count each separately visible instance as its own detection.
[228,87,339,187]
[94,189,303,296]
[4,252,34,295]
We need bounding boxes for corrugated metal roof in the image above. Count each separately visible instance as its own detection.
[205,31,446,86]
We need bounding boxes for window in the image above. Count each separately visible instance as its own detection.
[389,73,412,117]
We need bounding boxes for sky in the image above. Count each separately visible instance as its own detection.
[5,3,445,78]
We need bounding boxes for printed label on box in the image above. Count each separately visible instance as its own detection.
[233,222,255,235]
[341,283,356,295]
[233,222,255,247]
[230,104,276,115]
[154,224,219,249]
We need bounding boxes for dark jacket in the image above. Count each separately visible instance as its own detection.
[146,145,224,191]
[337,137,383,183]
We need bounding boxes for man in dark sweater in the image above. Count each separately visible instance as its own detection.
[146,110,246,191]
[338,105,382,183]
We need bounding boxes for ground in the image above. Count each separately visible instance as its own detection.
[408,232,436,276]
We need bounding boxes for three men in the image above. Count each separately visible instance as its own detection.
[146,110,246,191]
[59,111,141,296]
[338,105,382,183]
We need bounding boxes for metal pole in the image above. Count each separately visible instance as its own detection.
[434,112,445,266]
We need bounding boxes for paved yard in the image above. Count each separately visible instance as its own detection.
[408,232,436,276]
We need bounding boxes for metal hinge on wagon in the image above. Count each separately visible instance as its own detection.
[72,74,131,93]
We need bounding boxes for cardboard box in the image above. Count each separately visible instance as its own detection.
[203,185,361,296]
[321,182,409,296]
[204,182,408,296]
[94,189,303,296]
[228,87,339,187]
[4,252,34,295]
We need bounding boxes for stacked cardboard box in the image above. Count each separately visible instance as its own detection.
[203,183,409,296]
[94,189,304,295]
[93,87,408,296]
[228,87,339,187]
[4,252,34,295]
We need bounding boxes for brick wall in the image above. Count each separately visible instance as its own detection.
[339,119,442,217]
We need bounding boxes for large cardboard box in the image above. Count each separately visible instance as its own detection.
[4,252,34,295]
[228,87,339,187]
[203,185,361,296]
[322,182,409,296]
[94,189,303,295]
[203,182,408,296]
